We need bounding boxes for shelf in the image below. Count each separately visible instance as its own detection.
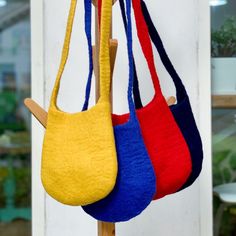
[212,95,236,108]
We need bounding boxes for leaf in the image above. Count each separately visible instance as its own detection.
[222,167,232,182]
[211,16,236,57]
[229,153,236,171]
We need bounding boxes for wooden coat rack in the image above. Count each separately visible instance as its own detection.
[24,0,176,235]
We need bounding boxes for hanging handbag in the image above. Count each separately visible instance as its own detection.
[41,0,118,206]
[82,0,156,222]
[84,0,192,200]
[140,1,203,190]
[115,0,192,199]
[120,0,203,190]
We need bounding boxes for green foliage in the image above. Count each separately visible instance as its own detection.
[14,168,31,207]
[213,150,229,165]
[222,167,231,182]
[220,208,235,236]
[212,16,236,57]
[212,150,231,186]
[0,91,26,134]
[230,153,236,171]
[0,167,31,208]
[213,150,236,235]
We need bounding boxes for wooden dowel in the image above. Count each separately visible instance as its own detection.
[92,1,117,235]
[98,221,116,236]
[24,98,47,128]
[24,95,176,130]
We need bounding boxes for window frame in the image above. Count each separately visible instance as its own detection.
[31,0,45,235]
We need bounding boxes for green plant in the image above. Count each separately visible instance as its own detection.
[213,150,236,235]
[0,167,31,208]
[212,16,236,57]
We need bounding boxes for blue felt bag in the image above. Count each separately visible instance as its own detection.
[82,0,156,222]
[119,0,203,190]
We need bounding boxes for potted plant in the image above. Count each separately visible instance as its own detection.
[211,16,236,94]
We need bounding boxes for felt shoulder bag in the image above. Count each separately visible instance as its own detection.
[121,0,203,190]
[41,0,117,206]
[82,0,156,222]
[112,0,192,199]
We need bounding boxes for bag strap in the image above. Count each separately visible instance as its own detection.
[100,0,136,119]
[119,0,187,104]
[140,0,187,101]
[99,0,113,102]
[124,0,136,120]
[85,0,137,119]
[50,0,112,109]
[82,0,93,110]
[131,0,162,97]
[50,0,77,107]
[118,0,143,109]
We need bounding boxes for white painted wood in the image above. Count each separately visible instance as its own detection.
[198,1,213,236]
[31,0,46,235]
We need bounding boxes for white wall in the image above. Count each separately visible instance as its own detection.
[35,0,212,235]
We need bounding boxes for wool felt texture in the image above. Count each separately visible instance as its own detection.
[86,0,192,199]
[41,0,118,206]
[108,0,192,200]
[82,0,156,222]
[120,0,203,190]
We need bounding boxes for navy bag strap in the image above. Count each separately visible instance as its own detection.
[123,0,136,121]
[82,0,93,111]
[119,0,188,104]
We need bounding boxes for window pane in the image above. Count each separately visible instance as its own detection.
[0,1,31,235]
[211,1,236,235]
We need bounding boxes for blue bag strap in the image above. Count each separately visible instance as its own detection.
[119,0,187,103]
[83,0,136,120]
[119,0,143,109]
[82,0,93,111]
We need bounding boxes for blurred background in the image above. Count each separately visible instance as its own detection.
[0,0,236,235]
[211,0,236,236]
[0,0,31,235]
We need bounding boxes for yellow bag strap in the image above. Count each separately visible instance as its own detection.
[50,0,77,107]
[99,0,112,102]
[50,0,112,108]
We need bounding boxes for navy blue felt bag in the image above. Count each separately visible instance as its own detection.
[82,0,156,222]
[120,0,203,190]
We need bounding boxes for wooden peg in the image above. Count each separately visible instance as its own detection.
[166,96,176,106]
[24,95,176,130]
[24,98,47,128]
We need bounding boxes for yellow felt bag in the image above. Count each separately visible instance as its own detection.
[41,0,117,206]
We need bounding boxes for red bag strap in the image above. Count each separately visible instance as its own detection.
[131,0,162,95]
[98,0,162,95]
[98,0,102,29]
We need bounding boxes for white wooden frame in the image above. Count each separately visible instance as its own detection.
[31,0,45,235]
[198,0,213,235]
[29,0,212,235]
